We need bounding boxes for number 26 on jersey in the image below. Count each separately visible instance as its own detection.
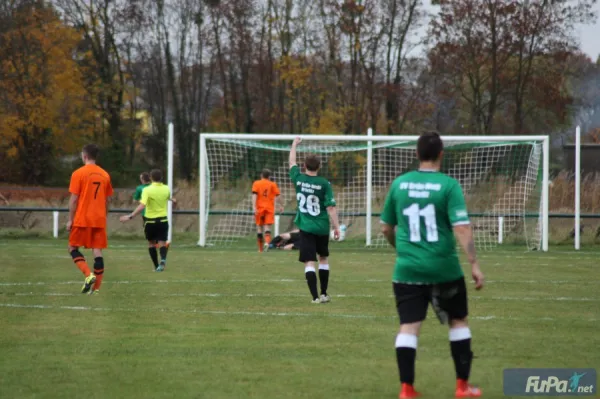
[297,193,320,216]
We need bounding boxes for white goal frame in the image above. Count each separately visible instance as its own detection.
[198,133,550,251]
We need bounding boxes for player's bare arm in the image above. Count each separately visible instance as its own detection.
[453,224,484,290]
[289,137,301,168]
[327,206,341,240]
[381,223,396,248]
[120,203,146,223]
[252,192,258,214]
[67,194,79,231]
[275,194,284,213]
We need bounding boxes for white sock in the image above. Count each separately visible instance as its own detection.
[318,264,329,270]
[395,333,418,349]
[449,327,471,341]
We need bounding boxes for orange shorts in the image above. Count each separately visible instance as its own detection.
[69,227,108,249]
[255,209,275,226]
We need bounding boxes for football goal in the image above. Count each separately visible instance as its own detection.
[198,133,549,251]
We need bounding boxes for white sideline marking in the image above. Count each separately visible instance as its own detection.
[0,303,380,319]
[5,292,599,302]
[471,296,599,302]
[1,278,599,287]
[10,292,377,298]
[0,303,597,322]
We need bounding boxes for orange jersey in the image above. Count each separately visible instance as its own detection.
[252,179,280,211]
[69,164,114,228]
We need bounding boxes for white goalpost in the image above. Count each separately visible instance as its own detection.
[167,123,174,243]
[198,133,550,251]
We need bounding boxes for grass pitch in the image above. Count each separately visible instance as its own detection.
[0,239,598,399]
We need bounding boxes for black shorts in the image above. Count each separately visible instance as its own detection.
[289,232,300,250]
[144,217,169,242]
[298,230,329,263]
[393,277,468,325]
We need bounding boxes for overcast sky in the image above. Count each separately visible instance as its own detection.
[420,2,600,61]
[578,1,600,60]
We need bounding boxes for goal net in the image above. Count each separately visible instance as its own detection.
[199,135,548,251]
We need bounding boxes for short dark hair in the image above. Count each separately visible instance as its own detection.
[150,169,163,182]
[304,154,321,172]
[140,172,151,183]
[417,132,443,162]
[82,144,99,160]
[261,169,271,179]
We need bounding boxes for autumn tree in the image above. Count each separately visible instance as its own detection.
[510,0,596,134]
[55,0,137,175]
[429,0,596,135]
[0,0,95,183]
[430,0,518,135]
[382,0,421,134]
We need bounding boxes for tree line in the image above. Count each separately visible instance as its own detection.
[0,0,599,185]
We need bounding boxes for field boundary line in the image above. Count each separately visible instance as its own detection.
[5,292,599,302]
[0,303,597,322]
[1,278,599,287]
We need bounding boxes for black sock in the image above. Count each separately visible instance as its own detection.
[93,257,104,273]
[318,265,329,295]
[305,267,319,300]
[159,246,168,261]
[148,247,159,268]
[450,328,473,381]
[395,334,417,385]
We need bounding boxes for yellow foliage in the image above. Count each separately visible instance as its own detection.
[206,106,236,132]
[276,56,313,93]
[309,108,345,135]
[0,4,95,160]
[328,152,367,181]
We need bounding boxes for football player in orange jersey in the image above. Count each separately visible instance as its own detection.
[251,169,282,252]
[67,144,114,294]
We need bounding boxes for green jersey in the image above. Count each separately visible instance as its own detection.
[289,165,336,236]
[133,183,150,216]
[380,170,470,284]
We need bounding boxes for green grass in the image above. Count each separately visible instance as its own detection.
[0,239,599,399]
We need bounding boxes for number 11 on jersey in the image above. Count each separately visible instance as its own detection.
[402,203,438,243]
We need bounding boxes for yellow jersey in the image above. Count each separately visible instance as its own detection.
[141,182,170,219]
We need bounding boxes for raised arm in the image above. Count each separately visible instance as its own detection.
[289,137,301,168]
